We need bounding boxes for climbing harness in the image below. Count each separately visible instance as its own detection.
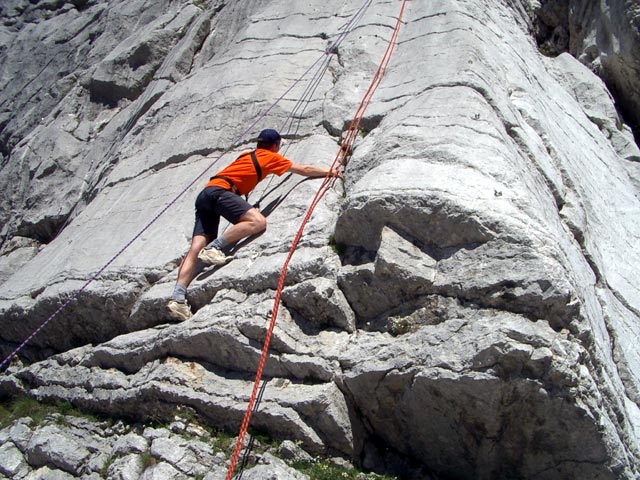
[209,175,240,195]
[225,1,408,478]
[250,151,263,182]
[209,150,265,204]
[210,150,263,193]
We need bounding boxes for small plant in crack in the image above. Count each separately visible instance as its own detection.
[328,234,346,256]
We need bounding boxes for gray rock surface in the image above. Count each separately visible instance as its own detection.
[0,413,307,480]
[526,0,640,137]
[1,0,639,479]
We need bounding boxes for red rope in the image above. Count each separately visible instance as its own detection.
[225,1,407,478]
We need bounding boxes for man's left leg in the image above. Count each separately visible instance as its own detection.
[167,234,210,321]
[176,234,210,290]
[167,187,221,321]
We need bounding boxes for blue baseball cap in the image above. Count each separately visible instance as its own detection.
[257,129,281,145]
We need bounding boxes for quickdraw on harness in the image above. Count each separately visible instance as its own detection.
[209,150,263,201]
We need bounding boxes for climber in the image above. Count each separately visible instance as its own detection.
[167,128,342,321]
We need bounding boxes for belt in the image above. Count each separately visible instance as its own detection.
[210,175,240,195]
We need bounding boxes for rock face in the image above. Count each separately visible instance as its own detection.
[531,0,640,142]
[1,1,639,479]
[0,413,308,479]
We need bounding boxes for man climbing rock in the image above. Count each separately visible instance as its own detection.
[167,129,342,321]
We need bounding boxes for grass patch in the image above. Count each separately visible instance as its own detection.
[0,396,101,429]
[328,234,346,256]
[100,457,115,477]
[212,429,235,452]
[249,431,280,449]
[291,459,398,480]
[140,451,157,470]
[388,317,413,336]
[0,396,51,427]
[0,398,402,480]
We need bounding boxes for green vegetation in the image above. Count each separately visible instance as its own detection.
[291,458,398,480]
[328,234,346,256]
[100,457,115,477]
[1,396,54,427]
[0,397,399,479]
[212,429,235,452]
[140,451,157,470]
[359,126,371,138]
[538,42,557,57]
[388,316,413,336]
[0,396,103,429]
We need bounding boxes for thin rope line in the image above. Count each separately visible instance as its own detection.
[251,53,332,200]
[247,0,374,203]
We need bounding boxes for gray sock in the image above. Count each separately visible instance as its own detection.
[207,235,230,251]
[172,283,188,303]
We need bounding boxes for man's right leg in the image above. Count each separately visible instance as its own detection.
[219,207,267,244]
[168,187,225,321]
[199,192,265,265]
[198,208,266,264]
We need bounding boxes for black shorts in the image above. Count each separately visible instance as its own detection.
[192,187,252,238]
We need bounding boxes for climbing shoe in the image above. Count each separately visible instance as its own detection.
[197,247,233,266]
[167,300,193,321]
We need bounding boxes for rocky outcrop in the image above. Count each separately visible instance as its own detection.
[0,413,316,479]
[0,0,214,245]
[524,0,640,142]
[1,1,639,479]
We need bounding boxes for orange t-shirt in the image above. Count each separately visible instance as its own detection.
[206,149,292,195]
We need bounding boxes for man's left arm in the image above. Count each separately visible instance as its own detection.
[288,163,342,179]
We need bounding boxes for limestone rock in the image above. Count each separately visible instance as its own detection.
[111,432,148,456]
[0,412,310,480]
[546,52,640,162]
[0,236,40,284]
[106,454,144,480]
[150,436,216,477]
[0,0,211,244]
[238,453,310,480]
[531,0,640,136]
[88,5,202,105]
[0,440,28,478]
[25,424,92,475]
[1,1,639,479]
[282,278,356,332]
[24,466,76,479]
[278,440,313,463]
